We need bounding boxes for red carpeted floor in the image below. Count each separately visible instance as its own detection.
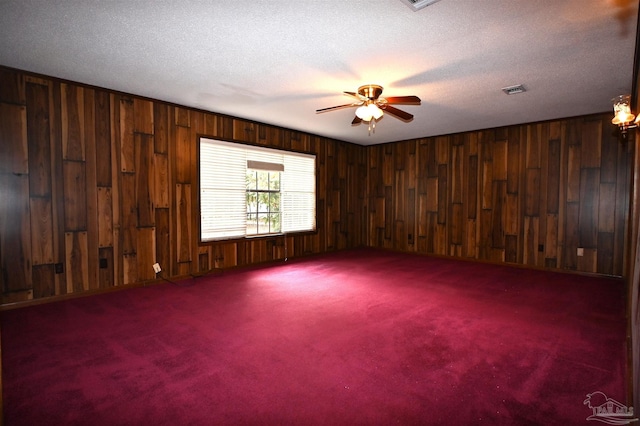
[1,248,629,425]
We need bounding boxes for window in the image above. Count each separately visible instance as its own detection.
[246,168,281,235]
[199,138,316,242]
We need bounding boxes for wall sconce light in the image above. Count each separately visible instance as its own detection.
[612,94,639,135]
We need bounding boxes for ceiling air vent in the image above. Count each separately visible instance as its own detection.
[399,0,442,11]
[501,84,526,95]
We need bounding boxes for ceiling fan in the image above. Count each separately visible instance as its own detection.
[316,84,421,132]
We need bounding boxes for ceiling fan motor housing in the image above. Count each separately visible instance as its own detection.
[358,84,384,100]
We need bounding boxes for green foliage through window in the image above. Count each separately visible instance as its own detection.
[246,170,281,235]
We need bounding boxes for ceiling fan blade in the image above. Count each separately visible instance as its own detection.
[344,91,362,99]
[351,116,362,125]
[384,95,421,104]
[316,103,359,113]
[382,104,414,121]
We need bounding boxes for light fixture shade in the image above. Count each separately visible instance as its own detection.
[356,103,384,122]
[355,105,373,121]
[612,95,635,125]
[369,104,383,120]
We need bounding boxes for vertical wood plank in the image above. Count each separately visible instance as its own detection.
[50,81,67,296]
[467,155,478,220]
[32,264,55,298]
[600,125,618,184]
[0,173,32,292]
[84,88,99,291]
[0,103,28,174]
[30,197,54,265]
[61,84,85,161]
[176,183,192,263]
[437,164,447,224]
[0,68,26,103]
[98,247,114,288]
[492,140,507,181]
[482,161,492,209]
[134,98,154,134]
[153,153,170,208]
[479,209,492,260]
[465,219,477,258]
[505,235,517,263]
[95,90,112,187]
[26,82,52,197]
[123,253,137,285]
[119,97,135,172]
[451,144,464,203]
[175,107,190,127]
[545,213,559,260]
[154,103,169,154]
[491,181,506,248]
[451,203,463,245]
[581,120,602,168]
[577,248,597,273]
[506,130,520,194]
[525,168,540,216]
[97,187,113,248]
[564,202,580,269]
[136,227,156,281]
[523,216,539,266]
[567,145,581,202]
[155,208,171,275]
[578,168,600,247]
[120,172,137,255]
[135,133,154,227]
[526,124,541,168]
[63,160,87,231]
[547,139,561,213]
[65,231,88,292]
[505,193,519,235]
[598,182,616,234]
[175,125,191,184]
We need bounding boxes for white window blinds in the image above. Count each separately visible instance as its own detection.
[200,138,316,241]
[282,152,316,233]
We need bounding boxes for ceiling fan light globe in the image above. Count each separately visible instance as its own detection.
[370,104,384,120]
[356,105,373,121]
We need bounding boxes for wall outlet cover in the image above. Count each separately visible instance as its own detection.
[152,263,161,273]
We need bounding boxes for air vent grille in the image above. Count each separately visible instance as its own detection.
[399,0,442,11]
[501,84,526,95]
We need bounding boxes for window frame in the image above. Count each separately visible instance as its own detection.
[197,136,317,244]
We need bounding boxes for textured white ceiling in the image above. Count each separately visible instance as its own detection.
[0,0,637,145]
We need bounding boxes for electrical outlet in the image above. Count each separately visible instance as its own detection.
[577,248,584,257]
[152,263,161,273]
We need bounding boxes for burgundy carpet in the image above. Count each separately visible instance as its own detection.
[1,248,628,425]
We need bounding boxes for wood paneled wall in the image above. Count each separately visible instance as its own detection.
[366,117,630,276]
[0,67,367,304]
[0,65,631,308]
